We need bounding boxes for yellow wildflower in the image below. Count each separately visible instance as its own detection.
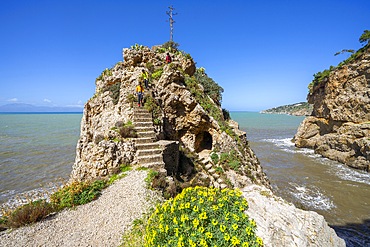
[206,232,213,239]
[232,223,238,230]
[224,233,231,241]
[231,236,241,246]
[193,218,200,228]
[257,237,264,246]
[189,239,196,247]
[199,211,207,220]
[220,224,226,232]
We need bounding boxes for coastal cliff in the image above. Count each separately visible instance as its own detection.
[66,44,344,246]
[71,44,270,190]
[294,44,370,171]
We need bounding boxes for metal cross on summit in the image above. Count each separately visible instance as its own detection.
[166,5,177,42]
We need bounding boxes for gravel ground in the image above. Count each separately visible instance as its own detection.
[0,170,161,247]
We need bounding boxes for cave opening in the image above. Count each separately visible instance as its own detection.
[195,131,213,153]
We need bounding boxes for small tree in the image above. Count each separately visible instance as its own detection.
[359,30,370,45]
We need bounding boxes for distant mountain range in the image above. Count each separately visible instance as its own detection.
[0,103,83,113]
[260,102,313,116]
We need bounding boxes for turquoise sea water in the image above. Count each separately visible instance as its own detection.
[0,113,82,206]
[231,112,370,246]
[0,112,369,245]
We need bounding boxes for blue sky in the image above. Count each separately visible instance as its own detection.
[1,0,369,111]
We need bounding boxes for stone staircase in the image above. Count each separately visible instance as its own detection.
[199,152,228,189]
[133,106,165,170]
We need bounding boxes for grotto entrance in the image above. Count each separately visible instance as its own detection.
[195,131,213,153]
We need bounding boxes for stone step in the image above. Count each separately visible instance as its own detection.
[139,162,166,171]
[134,117,153,122]
[138,149,162,157]
[133,108,150,112]
[134,113,152,119]
[137,131,156,139]
[135,126,154,133]
[138,154,163,163]
[136,143,161,151]
[135,137,155,144]
[134,122,153,128]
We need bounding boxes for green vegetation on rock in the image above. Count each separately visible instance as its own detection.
[308,30,370,94]
[144,186,263,247]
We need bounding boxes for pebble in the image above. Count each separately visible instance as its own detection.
[0,170,161,247]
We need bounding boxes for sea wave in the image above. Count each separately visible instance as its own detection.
[288,182,335,211]
[326,161,370,186]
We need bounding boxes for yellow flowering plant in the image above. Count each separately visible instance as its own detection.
[145,186,263,247]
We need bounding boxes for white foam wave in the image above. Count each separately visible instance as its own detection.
[289,182,335,211]
[263,138,295,147]
[328,162,370,186]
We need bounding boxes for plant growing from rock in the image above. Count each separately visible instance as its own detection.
[103,82,121,105]
[151,67,163,80]
[161,41,179,52]
[115,121,137,139]
[144,186,263,247]
[143,95,161,121]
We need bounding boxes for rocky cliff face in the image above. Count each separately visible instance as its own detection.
[294,45,370,171]
[71,45,270,189]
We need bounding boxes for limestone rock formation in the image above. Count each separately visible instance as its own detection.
[71,45,270,189]
[243,184,345,247]
[294,45,370,171]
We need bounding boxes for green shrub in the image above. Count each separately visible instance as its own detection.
[162,41,179,52]
[144,186,263,247]
[115,121,137,138]
[131,43,145,50]
[194,68,224,105]
[96,68,113,82]
[103,82,121,105]
[2,200,55,228]
[50,180,107,209]
[146,62,155,73]
[127,94,137,106]
[210,152,219,164]
[222,108,231,121]
[144,95,161,120]
[145,170,159,188]
[151,68,163,80]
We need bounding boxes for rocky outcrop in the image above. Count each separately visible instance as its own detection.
[294,45,370,171]
[71,45,270,188]
[243,184,345,247]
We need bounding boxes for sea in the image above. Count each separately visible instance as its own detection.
[0,112,369,246]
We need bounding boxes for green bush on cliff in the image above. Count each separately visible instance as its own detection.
[308,31,370,94]
[194,67,224,105]
[161,41,179,52]
[144,186,263,247]
[151,68,163,80]
[103,82,121,105]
